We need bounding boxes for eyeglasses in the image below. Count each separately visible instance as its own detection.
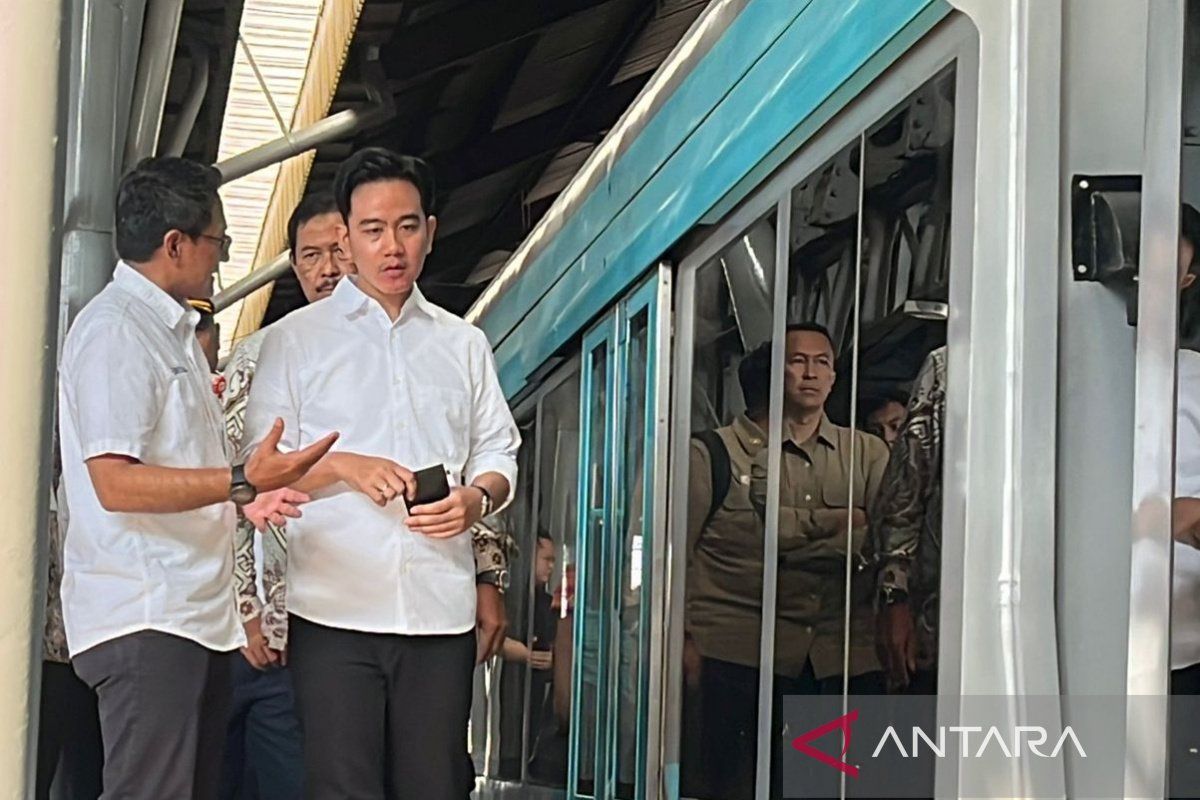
[196,233,232,262]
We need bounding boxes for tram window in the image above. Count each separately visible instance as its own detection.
[768,64,955,792]
[677,209,776,800]
[528,370,580,789]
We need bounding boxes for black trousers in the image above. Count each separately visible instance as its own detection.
[288,616,476,800]
[1172,663,1200,799]
[697,656,885,800]
[72,630,233,800]
[36,660,103,800]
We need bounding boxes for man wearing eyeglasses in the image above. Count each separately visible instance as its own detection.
[57,157,337,800]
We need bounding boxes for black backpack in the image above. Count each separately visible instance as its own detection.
[692,429,732,531]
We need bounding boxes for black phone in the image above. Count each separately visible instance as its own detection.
[405,464,451,512]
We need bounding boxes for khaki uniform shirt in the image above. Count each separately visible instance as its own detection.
[750,416,889,679]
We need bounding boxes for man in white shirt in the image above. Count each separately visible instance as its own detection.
[57,157,338,800]
[243,148,521,799]
[1172,203,1200,798]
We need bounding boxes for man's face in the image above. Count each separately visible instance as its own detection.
[178,201,227,299]
[535,538,557,585]
[783,329,836,414]
[867,400,907,448]
[293,211,352,302]
[344,179,436,301]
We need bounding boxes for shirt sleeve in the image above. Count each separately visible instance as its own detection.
[242,327,301,460]
[462,329,521,496]
[1178,362,1200,498]
[62,321,165,462]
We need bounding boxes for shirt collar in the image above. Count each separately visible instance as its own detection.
[731,414,766,449]
[330,276,435,324]
[112,261,196,332]
[785,413,839,451]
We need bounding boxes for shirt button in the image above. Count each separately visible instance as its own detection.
[804,494,812,502]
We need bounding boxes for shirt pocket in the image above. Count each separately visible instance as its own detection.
[819,460,867,509]
[411,384,472,476]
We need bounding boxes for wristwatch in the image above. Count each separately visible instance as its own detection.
[476,568,510,595]
[229,464,258,506]
[474,484,495,518]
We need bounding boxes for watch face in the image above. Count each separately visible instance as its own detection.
[231,484,257,506]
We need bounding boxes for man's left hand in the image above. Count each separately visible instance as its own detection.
[476,584,507,664]
[407,486,482,538]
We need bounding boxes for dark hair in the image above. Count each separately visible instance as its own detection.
[738,341,774,417]
[536,529,555,545]
[115,157,222,262]
[332,148,436,220]
[786,321,836,354]
[858,391,909,429]
[287,192,340,261]
[1184,204,1200,273]
[195,311,215,334]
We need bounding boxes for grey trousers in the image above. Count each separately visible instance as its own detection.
[73,630,234,800]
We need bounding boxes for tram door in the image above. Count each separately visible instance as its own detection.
[570,266,672,800]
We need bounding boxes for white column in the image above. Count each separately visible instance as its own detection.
[0,0,65,795]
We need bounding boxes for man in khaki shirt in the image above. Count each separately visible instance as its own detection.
[748,324,888,689]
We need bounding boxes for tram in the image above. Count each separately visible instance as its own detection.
[461,1,1200,799]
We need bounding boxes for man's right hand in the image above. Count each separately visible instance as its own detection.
[333,453,417,507]
[245,418,339,492]
[241,615,279,671]
[876,601,917,692]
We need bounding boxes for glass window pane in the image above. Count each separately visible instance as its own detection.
[577,340,611,797]
[615,307,651,799]
[677,209,777,800]
[528,370,581,789]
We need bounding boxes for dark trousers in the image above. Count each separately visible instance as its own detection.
[288,616,476,800]
[36,660,103,800]
[1172,663,1200,799]
[220,658,304,800]
[72,630,233,800]
[697,656,885,800]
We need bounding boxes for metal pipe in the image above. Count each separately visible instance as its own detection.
[214,251,291,312]
[215,105,385,184]
[163,39,209,157]
[123,0,185,169]
[0,0,63,793]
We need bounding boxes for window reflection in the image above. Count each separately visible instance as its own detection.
[678,211,776,800]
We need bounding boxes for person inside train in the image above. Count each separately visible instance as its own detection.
[1168,202,1200,798]
[861,390,909,449]
[56,156,336,800]
[240,147,521,799]
[680,338,771,800]
[189,297,220,373]
[870,345,946,695]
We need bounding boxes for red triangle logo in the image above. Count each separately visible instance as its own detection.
[790,709,860,777]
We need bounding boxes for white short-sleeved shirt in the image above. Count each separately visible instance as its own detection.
[57,262,244,657]
[242,278,520,635]
[1175,348,1200,670]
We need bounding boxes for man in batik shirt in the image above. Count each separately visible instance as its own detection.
[871,345,946,694]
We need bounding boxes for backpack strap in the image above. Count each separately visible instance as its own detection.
[693,429,732,531]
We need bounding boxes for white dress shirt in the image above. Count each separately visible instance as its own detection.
[1175,349,1200,670]
[243,278,520,635]
[57,263,244,657]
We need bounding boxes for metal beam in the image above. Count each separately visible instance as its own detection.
[214,251,290,312]
[431,74,648,192]
[380,0,618,81]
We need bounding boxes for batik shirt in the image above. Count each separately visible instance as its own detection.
[869,345,946,665]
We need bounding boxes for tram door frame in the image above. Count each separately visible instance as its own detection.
[569,265,673,800]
